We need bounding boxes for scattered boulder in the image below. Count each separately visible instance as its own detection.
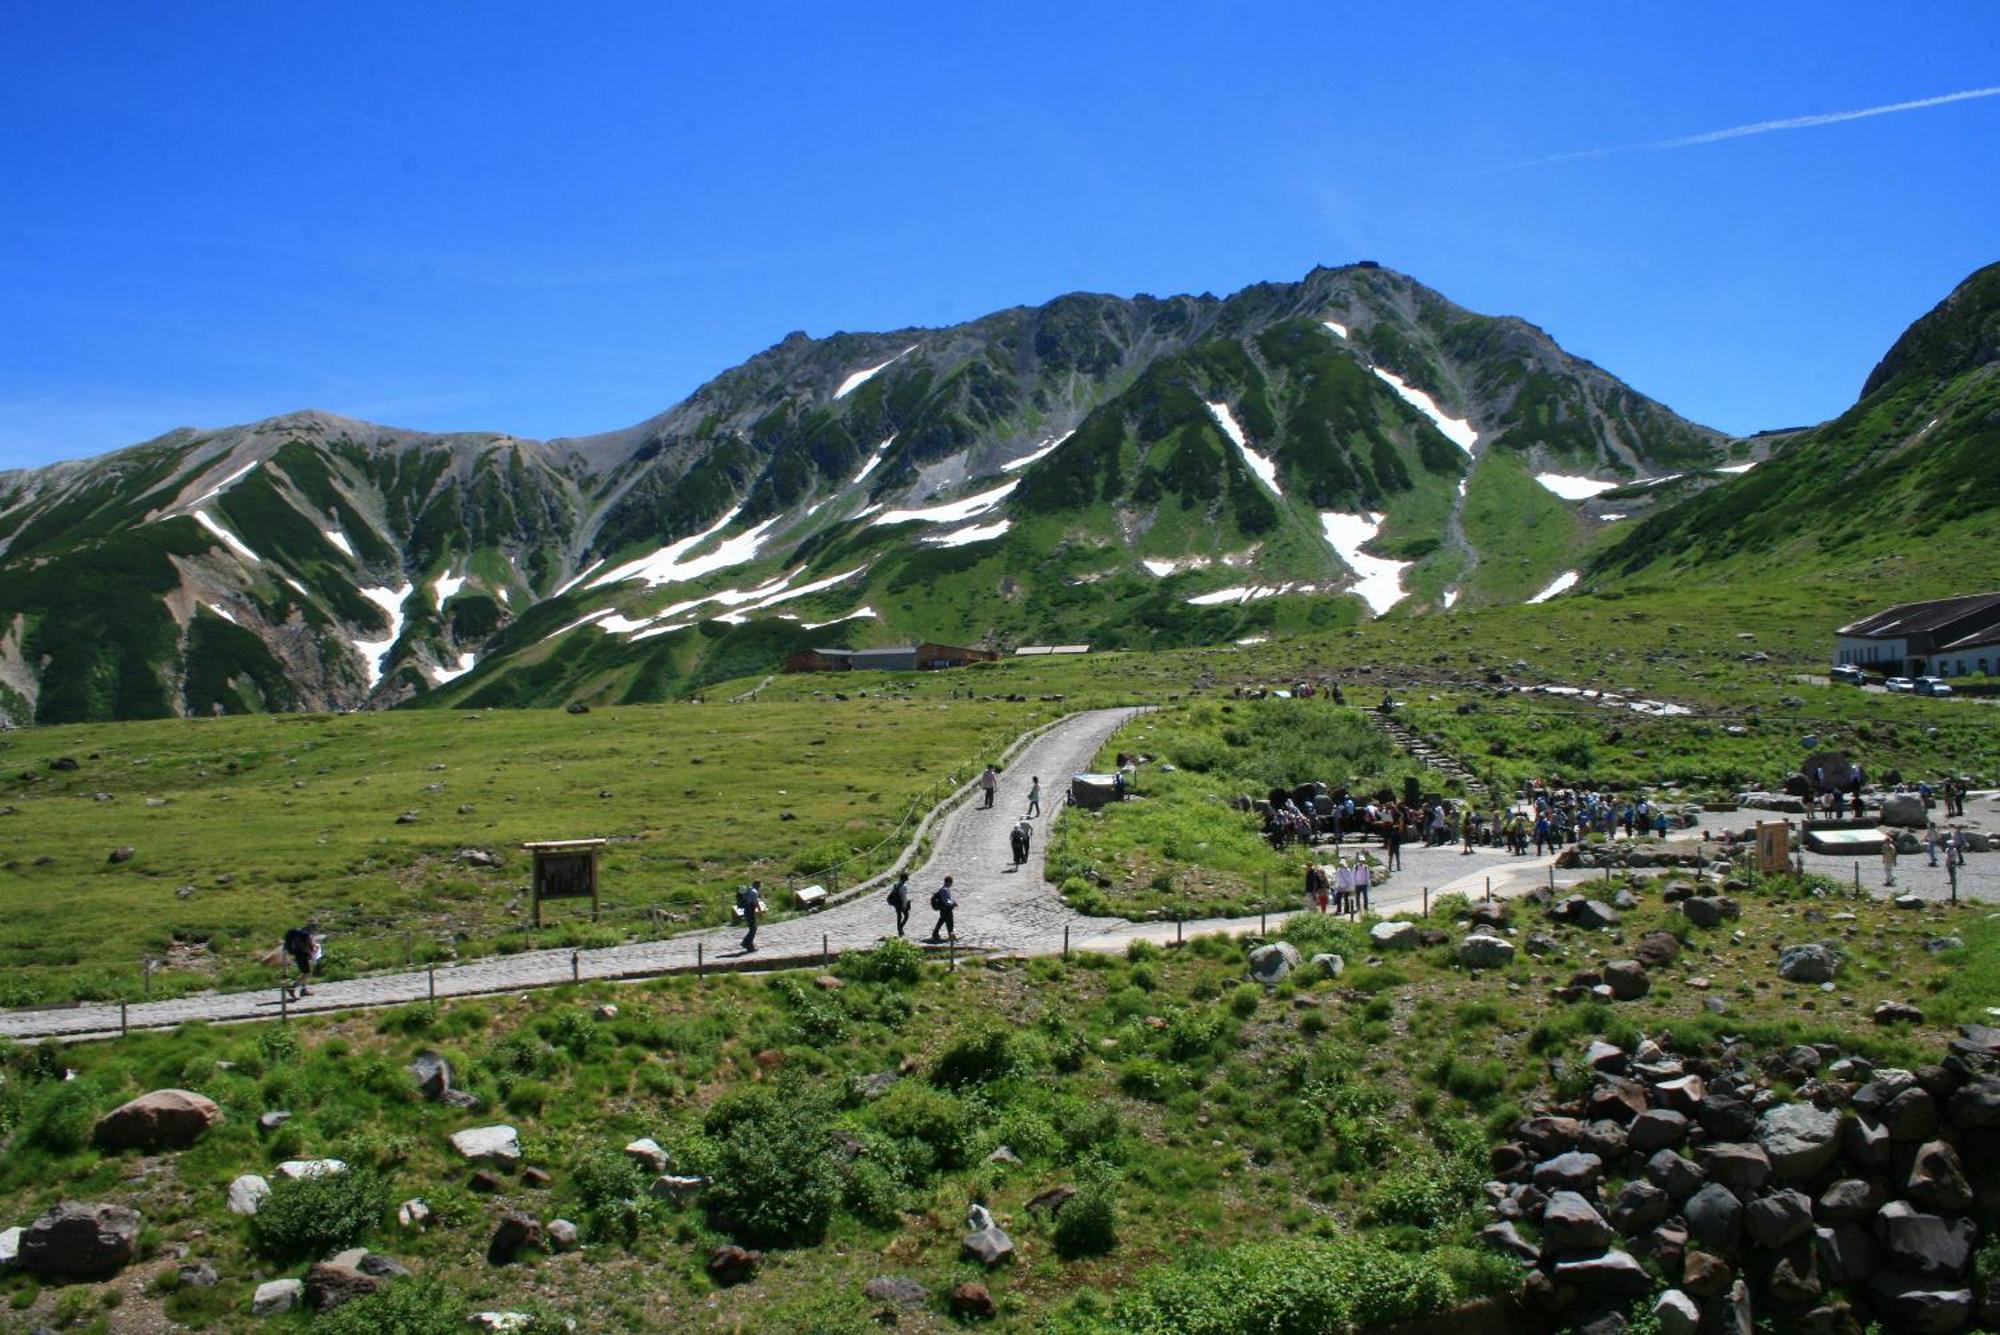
[1682,896,1739,928]
[707,1244,762,1285]
[408,1051,452,1100]
[1608,1180,1670,1236]
[1879,793,1927,827]
[1875,1001,1926,1026]
[1778,944,1840,984]
[108,846,136,863]
[303,1261,380,1312]
[1603,959,1649,1000]
[962,1224,1015,1267]
[1369,920,1418,950]
[1647,1149,1705,1200]
[1027,1185,1078,1217]
[651,1174,705,1203]
[1310,952,1345,978]
[1532,1151,1603,1193]
[0,1226,17,1269]
[227,1173,270,1216]
[1458,934,1516,969]
[1634,931,1681,969]
[276,1158,346,1180]
[951,1281,999,1319]
[1248,941,1301,983]
[17,1201,141,1276]
[1653,1288,1701,1335]
[1629,1109,1690,1153]
[488,1211,543,1264]
[546,1219,579,1253]
[251,1277,303,1317]
[398,1199,432,1229]
[92,1088,223,1151]
[449,1125,522,1164]
[1686,1184,1744,1252]
[1698,1142,1772,1193]
[864,1276,929,1308]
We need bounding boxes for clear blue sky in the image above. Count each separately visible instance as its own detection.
[4,2,1997,468]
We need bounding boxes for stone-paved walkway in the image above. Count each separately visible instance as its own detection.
[6,709,1991,1042]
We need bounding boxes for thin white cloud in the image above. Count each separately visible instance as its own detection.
[1517,85,2000,168]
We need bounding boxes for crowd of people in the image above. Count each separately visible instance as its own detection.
[1257,778,1696,860]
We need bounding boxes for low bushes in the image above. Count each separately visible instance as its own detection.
[1108,1237,1457,1334]
[249,1168,389,1261]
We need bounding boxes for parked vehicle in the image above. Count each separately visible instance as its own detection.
[1884,676,1915,693]
[1830,665,1867,685]
[1914,676,1955,697]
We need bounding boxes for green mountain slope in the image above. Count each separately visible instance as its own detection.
[1590,261,2000,592]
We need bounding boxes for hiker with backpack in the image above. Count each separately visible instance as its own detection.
[736,880,766,952]
[979,765,999,809]
[886,871,912,937]
[280,919,321,997]
[928,876,957,941]
[1011,818,1033,869]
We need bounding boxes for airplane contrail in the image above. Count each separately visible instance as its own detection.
[1516,84,2000,168]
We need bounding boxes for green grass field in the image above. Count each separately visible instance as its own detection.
[0,699,1052,1004]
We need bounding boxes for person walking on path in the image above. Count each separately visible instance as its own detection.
[1027,777,1042,818]
[1354,855,1372,912]
[1012,818,1034,869]
[1925,825,1941,868]
[736,881,765,952]
[280,920,320,998]
[980,765,999,809]
[1383,816,1403,871]
[1880,836,1898,888]
[928,876,958,941]
[886,872,912,937]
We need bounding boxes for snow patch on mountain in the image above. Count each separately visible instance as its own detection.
[804,606,877,630]
[1442,589,1459,609]
[322,529,355,559]
[1534,473,1622,500]
[1001,430,1074,473]
[203,601,237,625]
[925,520,1010,548]
[1321,319,1348,339]
[351,584,413,689]
[184,457,260,509]
[1318,512,1409,616]
[431,570,466,606]
[433,651,478,685]
[871,479,1017,527]
[1527,570,1579,604]
[1369,368,1478,454]
[1186,584,1297,607]
[1717,462,1757,474]
[1205,402,1283,496]
[194,510,262,565]
[853,435,896,486]
[834,346,918,400]
[589,508,779,589]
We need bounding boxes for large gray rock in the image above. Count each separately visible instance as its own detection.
[1867,1273,1975,1333]
[1682,896,1737,928]
[624,1137,670,1174]
[1554,1249,1652,1297]
[408,1051,452,1100]
[1541,1191,1614,1255]
[449,1125,522,1164]
[1757,1103,1841,1182]
[1745,1189,1815,1249]
[276,1158,346,1180]
[1818,1178,1883,1221]
[303,1261,380,1312]
[17,1201,141,1276]
[0,1226,19,1269]
[1532,1151,1604,1193]
[1248,941,1301,983]
[1883,1087,1941,1142]
[251,1277,303,1317]
[961,1224,1014,1267]
[1309,953,1344,978]
[92,1088,222,1151]
[1874,1202,1975,1278]
[1879,793,1928,827]
[1608,1180,1669,1236]
[1697,1141,1772,1193]
[1629,1109,1690,1152]
[1647,1148,1706,1200]
[1573,899,1622,929]
[1369,920,1418,950]
[1458,934,1516,969]
[1777,944,1839,984]
[1906,1140,1973,1213]
[1815,1223,1877,1286]
[1685,1183,1743,1252]
[1603,959,1649,1000]
[1947,1075,2000,1129]
[227,1173,270,1216]
[1653,1289,1701,1335]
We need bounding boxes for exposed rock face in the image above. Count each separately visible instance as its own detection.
[1248,941,1301,983]
[17,1201,141,1276]
[92,1089,223,1151]
[1458,934,1516,969]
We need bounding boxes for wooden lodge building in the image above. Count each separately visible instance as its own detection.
[1835,592,2000,678]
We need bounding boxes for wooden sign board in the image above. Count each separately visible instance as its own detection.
[1755,822,1789,875]
[524,838,605,927]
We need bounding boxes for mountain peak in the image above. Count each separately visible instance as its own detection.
[1860,260,2000,399]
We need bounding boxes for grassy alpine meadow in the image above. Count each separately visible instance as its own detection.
[0,872,1990,1331]
[0,698,1055,1005]
[1045,699,1436,921]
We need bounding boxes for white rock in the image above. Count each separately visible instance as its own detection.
[275,1158,346,1180]
[227,1174,270,1216]
[398,1198,433,1229]
[252,1277,303,1317]
[623,1137,669,1173]
[468,1314,534,1331]
[1370,920,1418,949]
[449,1125,522,1164]
[0,1225,20,1269]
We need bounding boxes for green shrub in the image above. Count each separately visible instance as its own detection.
[24,1081,97,1155]
[842,1157,906,1228]
[1112,1237,1456,1333]
[850,937,922,984]
[868,1081,979,1175]
[249,1169,389,1260]
[696,1083,839,1247]
[567,1145,659,1244]
[1166,1009,1226,1061]
[1053,1168,1120,1258]
[1119,1059,1176,1102]
[1228,985,1260,1018]
[931,1027,1021,1087]
[313,1277,505,1335]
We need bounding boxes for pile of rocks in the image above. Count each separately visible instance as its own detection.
[1562,843,1729,873]
[1482,1027,2000,1332]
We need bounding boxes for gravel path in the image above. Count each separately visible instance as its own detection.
[6,711,1991,1042]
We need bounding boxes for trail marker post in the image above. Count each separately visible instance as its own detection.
[523,839,606,929]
